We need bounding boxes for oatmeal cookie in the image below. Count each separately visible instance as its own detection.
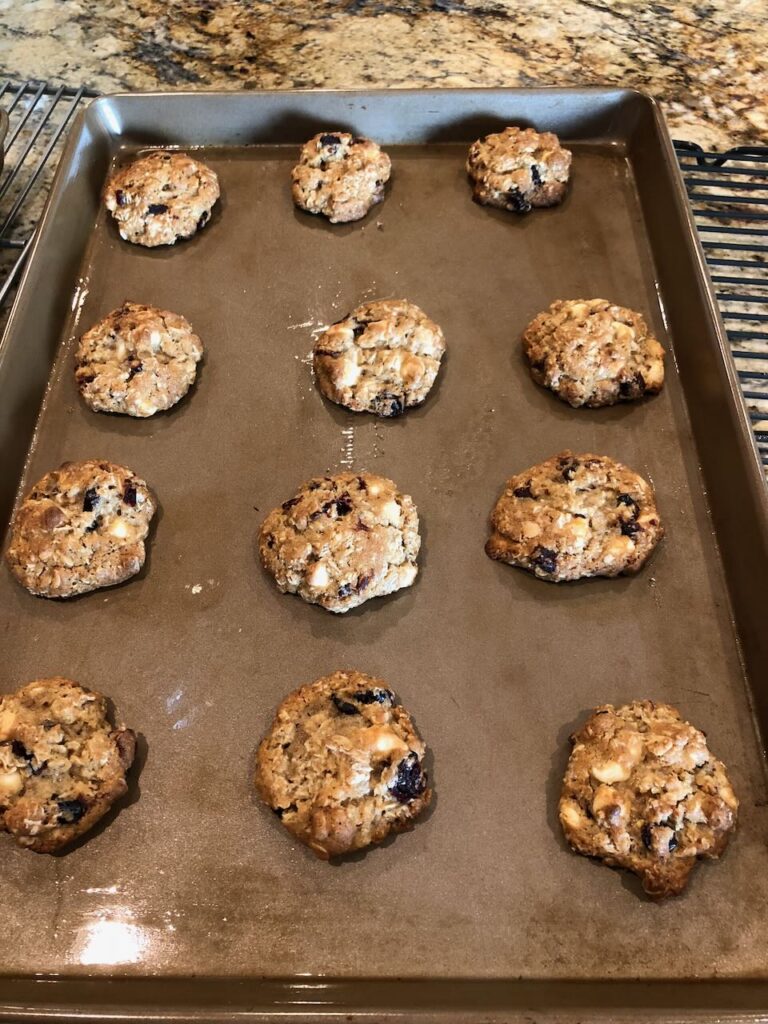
[76,302,203,417]
[255,670,431,858]
[485,451,663,581]
[104,151,219,247]
[0,677,136,853]
[466,127,571,213]
[5,460,156,598]
[292,132,391,223]
[259,472,419,613]
[559,701,738,898]
[522,299,665,407]
[313,299,446,417]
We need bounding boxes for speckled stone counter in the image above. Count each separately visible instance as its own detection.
[3,0,767,151]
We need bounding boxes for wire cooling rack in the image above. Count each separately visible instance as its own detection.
[1,80,766,470]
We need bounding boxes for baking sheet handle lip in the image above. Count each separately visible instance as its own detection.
[5,975,768,1021]
[91,83,641,103]
[0,104,92,371]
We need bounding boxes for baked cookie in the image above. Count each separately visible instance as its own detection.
[6,460,156,599]
[75,302,203,417]
[313,299,446,417]
[485,451,663,582]
[0,677,136,853]
[466,127,572,213]
[522,299,666,408]
[104,151,220,247]
[559,701,738,898]
[255,670,431,858]
[259,473,419,613]
[292,132,391,223]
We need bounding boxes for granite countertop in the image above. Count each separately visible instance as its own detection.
[3,0,767,151]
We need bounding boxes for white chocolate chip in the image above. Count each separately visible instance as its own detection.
[559,801,584,829]
[307,562,330,589]
[399,563,418,586]
[522,520,541,539]
[590,760,631,784]
[108,519,131,540]
[361,726,408,756]
[381,499,401,526]
[0,769,23,796]
[337,359,361,388]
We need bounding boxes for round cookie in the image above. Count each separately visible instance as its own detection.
[255,670,431,859]
[559,701,738,898]
[313,299,446,417]
[259,472,419,613]
[466,126,572,213]
[5,460,156,599]
[522,299,666,408]
[485,451,663,582]
[104,151,220,247]
[291,132,391,224]
[0,677,136,853]
[76,302,203,417]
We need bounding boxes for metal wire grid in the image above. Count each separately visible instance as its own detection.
[0,82,766,469]
[0,80,97,312]
[674,141,768,469]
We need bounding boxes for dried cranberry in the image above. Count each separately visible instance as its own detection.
[513,486,533,498]
[505,187,532,214]
[147,203,168,215]
[56,798,86,824]
[331,695,358,716]
[123,483,137,507]
[126,360,143,381]
[355,572,373,592]
[390,754,426,803]
[281,496,300,512]
[617,493,637,508]
[532,546,558,574]
[353,689,393,704]
[530,164,542,187]
[115,189,128,206]
[319,133,340,148]
[620,521,641,538]
[619,372,646,397]
[335,496,352,516]
[82,488,99,512]
[372,392,404,417]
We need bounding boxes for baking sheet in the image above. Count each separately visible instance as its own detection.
[1,89,768,1021]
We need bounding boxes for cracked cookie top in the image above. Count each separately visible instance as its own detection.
[559,701,738,898]
[485,451,663,582]
[0,677,136,853]
[104,151,220,247]
[255,670,431,859]
[5,460,156,599]
[466,127,571,213]
[76,302,203,417]
[522,298,666,408]
[259,472,420,613]
[313,299,446,417]
[292,132,391,223]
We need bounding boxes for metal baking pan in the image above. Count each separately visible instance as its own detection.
[1,88,768,1023]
